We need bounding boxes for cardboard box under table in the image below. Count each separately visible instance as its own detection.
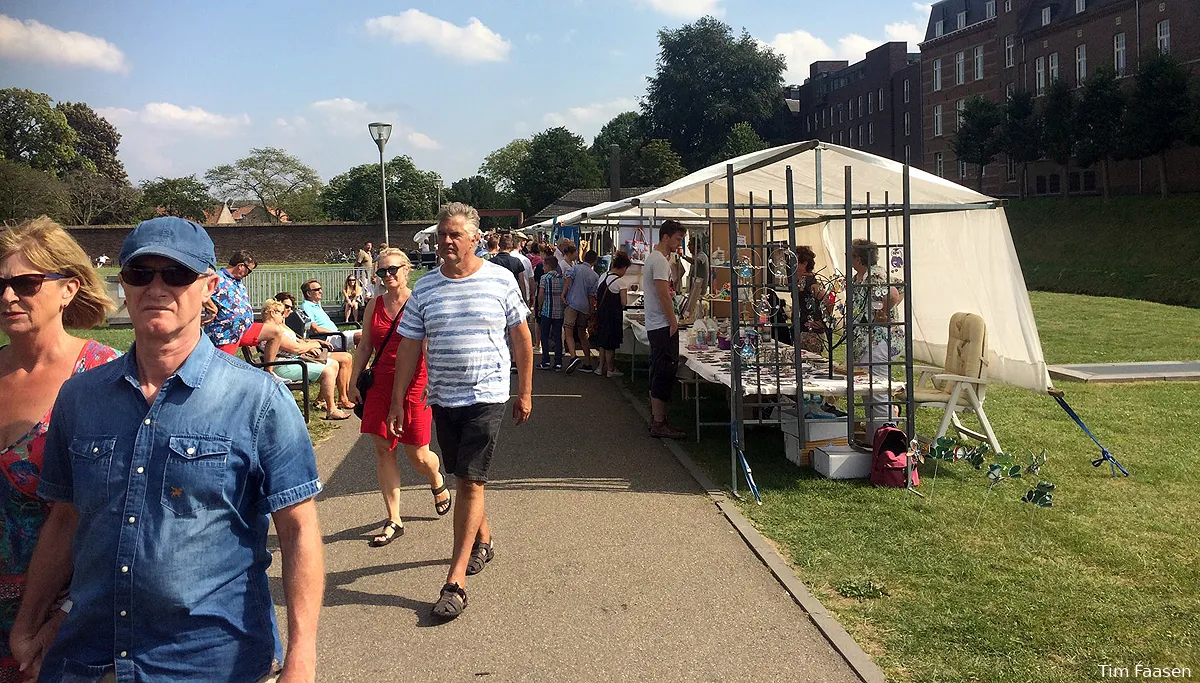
[780,408,849,468]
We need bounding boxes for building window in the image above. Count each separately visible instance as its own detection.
[869,91,874,114]
[1005,0,1012,11]
[1041,7,1051,26]
[858,95,863,116]
[850,127,856,146]
[956,99,966,131]
[904,79,911,103]
[933,59,943,91]
[839,131,844,145]
[1005,35,1015,68]
[1036,56,1046,95]
[956,51,966,85]
[986,0,996,19]
[1076,0,1086,13]
[1050,52,1059,81]
[1114,33,1126,75]
[1006,82,1016,98]
[904,111,911,136]
[1075,44,1086,85]
[879,88,884,111]
[1007,156,1017,181]
[868,122,875,144]
[958,159,967,179]
[957,11,967,29]
[935,19,944,37]
[858,124,864,145]
[839,106,844,123]
[934,104,944,136]
[905,144,911,164]
[806,116,812,133]
[1157,20,1170,53]
[935,152,945,177]
[974,46,984,80]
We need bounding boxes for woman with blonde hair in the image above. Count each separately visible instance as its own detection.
[342,273,364,324]
[349,248,450,547]
[257,298,352,420]
[1,217,119,678]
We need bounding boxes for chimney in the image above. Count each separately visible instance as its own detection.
[609,144,621,202]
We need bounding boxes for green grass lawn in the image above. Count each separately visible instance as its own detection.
[620,291,1200,682]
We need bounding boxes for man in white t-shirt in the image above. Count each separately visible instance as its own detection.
[388,202,532,621]
[642,219,687,439]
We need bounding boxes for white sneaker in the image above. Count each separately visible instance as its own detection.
[593,366,605,376]
[606,369,624,377]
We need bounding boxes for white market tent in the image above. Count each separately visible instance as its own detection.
[412,224,438,243]
[533,141,1052,393]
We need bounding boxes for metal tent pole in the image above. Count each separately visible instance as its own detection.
[843,166,856,446]
[726,164,741,496]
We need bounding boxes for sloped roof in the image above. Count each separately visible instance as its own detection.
[530,187,656,223]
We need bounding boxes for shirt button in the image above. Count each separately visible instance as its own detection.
[186,447,196,455]
[128,516,136,524]
[121,565,129,573]
[93,447,99,453]
[136,467,145,474]
[120,610,127,616]
[120,651,127,657]
[143,418,151,425]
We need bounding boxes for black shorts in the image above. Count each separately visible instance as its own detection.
[647,326,679,402]
[432,402,507,483]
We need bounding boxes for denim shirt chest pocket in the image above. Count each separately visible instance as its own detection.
[161,436,232,516]
[68,437,117,514]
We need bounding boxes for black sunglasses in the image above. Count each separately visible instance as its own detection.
[120,265,202,288]
[375,265,405,278]
[0,273,67,298]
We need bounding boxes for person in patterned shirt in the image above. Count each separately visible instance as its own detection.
[203,249,261,355]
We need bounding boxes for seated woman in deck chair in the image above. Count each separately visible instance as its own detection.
[258,298,353,420]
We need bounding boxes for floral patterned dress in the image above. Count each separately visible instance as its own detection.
[850,265,906,362]
[0,340,118,680]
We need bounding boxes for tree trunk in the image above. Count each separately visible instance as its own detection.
[978,164,986,192]
[1101,159,1111,201]
[1061,163,1070,200]
[1157,152,1169,197]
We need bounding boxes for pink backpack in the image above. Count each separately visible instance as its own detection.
[870,424,920,488]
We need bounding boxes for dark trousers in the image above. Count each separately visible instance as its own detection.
[540,315,563,366]
[647,326,679,402]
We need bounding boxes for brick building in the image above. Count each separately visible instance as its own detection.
[796,42,923,166]
[920,0,1200,196]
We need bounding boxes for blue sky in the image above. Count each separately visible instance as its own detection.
[1,0,931,186]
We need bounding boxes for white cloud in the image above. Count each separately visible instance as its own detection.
[885,21,926,47]
[525,33,541,42]
[543,112,568,127]
[542,97,638,130]
[365,10,511,63]
[98,103,250,137]
[406,131,441,150]
[0,14,129,74]
[912,2,934,16]
[305,98,440,149]
[637,0,724,19]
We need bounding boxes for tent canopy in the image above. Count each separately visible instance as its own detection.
[534,141,1051,393]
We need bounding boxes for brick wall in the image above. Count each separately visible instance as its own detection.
[65,221,431,264]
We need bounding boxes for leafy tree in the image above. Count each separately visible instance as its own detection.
[952,96,1004,192]
[0,159,67,223]
[591,112,645,186]
[1041,79,1077,198]
[56,101,127,184]
[1074,66,1125,199]
[632,138,687,186]
[281,185,326,223]
[62,170,140,225]
[205,147,322,223]
[643,17,786,170]
[0,88,79,174]
[1001,90,1042,199]
[715,121,769,164]
[1123,51,1195,197]
[512,127,603,216]
[320,156,437,223]
[479,138,530,194]
[138,175,214,222]
[446,175,503,209]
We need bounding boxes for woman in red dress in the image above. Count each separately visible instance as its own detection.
[2,218,119,680]
[349,249,451,546]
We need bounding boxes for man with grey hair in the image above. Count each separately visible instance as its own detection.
[388,202,533,621]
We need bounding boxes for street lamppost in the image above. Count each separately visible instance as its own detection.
[368,122,392,246]
[433,173,443,212]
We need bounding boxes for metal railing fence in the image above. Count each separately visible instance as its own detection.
[246,266,362,308]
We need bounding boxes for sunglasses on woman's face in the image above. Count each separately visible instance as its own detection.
[375,265,405,278]
[119,264,202,288]
[0,273,67,298]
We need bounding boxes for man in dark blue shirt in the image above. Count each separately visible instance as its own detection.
[10,217,325,683]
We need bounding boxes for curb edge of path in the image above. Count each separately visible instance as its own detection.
[615,381,887,683]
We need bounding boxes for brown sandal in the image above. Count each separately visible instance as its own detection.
[368,520,403,547]
[432,481,452,516]
[432,582,467,620]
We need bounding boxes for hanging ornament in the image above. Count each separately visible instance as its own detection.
[768,248,797,280]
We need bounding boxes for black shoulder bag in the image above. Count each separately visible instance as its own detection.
[353,301,404,419]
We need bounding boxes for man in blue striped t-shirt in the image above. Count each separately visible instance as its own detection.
[388,202,532,621]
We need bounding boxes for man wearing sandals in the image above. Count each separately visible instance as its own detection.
[387,203,533,621]
[13,218,325,682]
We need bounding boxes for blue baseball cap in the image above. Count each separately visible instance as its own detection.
[119,217,217,274]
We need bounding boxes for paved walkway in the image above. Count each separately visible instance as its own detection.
[269,371,863,682]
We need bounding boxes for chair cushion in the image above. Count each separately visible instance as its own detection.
[942,312,987,385]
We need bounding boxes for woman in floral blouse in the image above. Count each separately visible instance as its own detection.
[0,217,119,680]
[849,238,904,434]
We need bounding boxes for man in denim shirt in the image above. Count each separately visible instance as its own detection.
[9,217,325,683]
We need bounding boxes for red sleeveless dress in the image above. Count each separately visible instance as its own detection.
[360,296,431,448]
